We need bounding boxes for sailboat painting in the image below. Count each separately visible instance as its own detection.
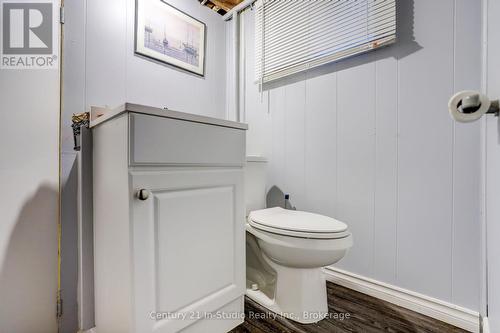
[135,0,206,76]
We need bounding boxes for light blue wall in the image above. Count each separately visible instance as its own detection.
[62,0,228,329]
[485,0,500,329]
[63,0,227,153]
[241,0,482,311]
[0,19,60,333]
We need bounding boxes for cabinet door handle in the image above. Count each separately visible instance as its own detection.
[137,189,150,201]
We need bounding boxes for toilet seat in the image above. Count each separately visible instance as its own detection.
[248,207,349,239]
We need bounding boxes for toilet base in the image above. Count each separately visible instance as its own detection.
[246,253,328,324]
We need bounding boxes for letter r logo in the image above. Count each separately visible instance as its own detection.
[2,3,53,54]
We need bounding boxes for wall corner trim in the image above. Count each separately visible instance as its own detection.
[324,267,480,333]
[482,317,491,333]
[79,328,96,333]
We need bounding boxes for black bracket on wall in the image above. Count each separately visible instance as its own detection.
[486,100,500,116]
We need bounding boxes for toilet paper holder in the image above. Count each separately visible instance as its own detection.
[449,91,499,123]
[461,93,499,116]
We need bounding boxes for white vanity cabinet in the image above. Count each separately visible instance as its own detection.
[91,104,247,333]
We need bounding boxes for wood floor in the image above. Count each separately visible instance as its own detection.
[230,282,470,333]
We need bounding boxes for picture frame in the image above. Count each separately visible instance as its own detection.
[135,0,206,76]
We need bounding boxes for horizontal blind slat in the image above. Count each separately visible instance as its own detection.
[263,23,377,66]
[264,35,395,82]
[264,15,372,53]
[264,7,370,47]
[264,1,367,34]
[255,0,396,82]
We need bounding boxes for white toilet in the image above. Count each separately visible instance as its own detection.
[245,157,353,324]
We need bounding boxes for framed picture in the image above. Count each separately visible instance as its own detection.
[135,0,206,76]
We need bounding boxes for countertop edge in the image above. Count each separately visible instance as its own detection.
[89,103,248,130]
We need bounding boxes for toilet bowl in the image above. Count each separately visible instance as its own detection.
[244,157,353,324]
[246,207,352,323]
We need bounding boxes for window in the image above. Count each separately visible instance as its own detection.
[255,0,397,83]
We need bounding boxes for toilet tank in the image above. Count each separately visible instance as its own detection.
[245,156,268,216]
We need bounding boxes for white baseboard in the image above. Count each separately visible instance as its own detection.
[324,267,480,333]
[482,317,490,333]
[79,328,96,333]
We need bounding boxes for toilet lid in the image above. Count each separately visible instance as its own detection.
[248,207,348,234]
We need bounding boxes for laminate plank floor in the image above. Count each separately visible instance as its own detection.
[230,282,470,333]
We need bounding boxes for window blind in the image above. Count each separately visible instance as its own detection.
[255,0,397,83]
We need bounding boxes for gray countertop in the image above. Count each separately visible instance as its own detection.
[90,103,248,130]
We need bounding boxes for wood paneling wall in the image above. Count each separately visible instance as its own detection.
[485,0,500,330]
[84,0,227,119]
[240,0,482,311]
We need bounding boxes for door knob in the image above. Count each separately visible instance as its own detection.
[137,189,150,201]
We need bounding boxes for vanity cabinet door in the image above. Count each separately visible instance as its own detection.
[130,168,245,333]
